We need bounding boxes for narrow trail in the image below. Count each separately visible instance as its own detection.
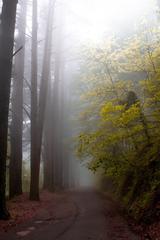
[0,190,140,240]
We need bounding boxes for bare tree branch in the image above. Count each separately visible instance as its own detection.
[24,78,31,91]
[12,46,23,58]
[23,105,31,120]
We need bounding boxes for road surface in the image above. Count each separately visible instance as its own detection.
[0,190,139,240]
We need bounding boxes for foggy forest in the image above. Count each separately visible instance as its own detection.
[0,0,160,239]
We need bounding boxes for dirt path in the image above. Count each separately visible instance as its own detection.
[0,190,140,240]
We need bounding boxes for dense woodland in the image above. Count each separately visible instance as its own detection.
[0,0,159,234]
[0,0,72,220]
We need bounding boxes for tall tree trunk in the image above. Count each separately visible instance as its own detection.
[9,0,27,199]
[53,61,62,189]
[30,0,55,200]
[30,0,38,200]
[43,7,66,190]
[52,12,64,189]
[0,0,18,219]
[43,80,55,191]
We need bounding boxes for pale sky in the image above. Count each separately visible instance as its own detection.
[63,0,157,42]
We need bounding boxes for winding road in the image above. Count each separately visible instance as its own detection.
[0,190,140,240]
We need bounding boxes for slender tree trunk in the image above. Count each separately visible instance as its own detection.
[52,13,64,189]
[30,0,55,200]
[9,0,27,199]
[30,0,39,200]
[37,0,55,160]
[0,0,18,219]
[53,63,63,189]
[60,65,68,189]
[51,60,64,189]
[43,81,55,191]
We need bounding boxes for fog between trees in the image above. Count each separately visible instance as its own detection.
[0,0,159,223]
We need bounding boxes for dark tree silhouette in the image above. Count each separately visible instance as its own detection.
[10,0,27,199]
[30,0,55,200]
[0,0,18,219]
[30,0,38,200]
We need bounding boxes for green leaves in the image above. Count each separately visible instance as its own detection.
[74,27,160,217]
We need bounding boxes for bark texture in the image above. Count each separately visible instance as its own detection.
[0,0,18,219]
[10,0,27,199]
[30,0,55,200]
[30,0,38,200]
